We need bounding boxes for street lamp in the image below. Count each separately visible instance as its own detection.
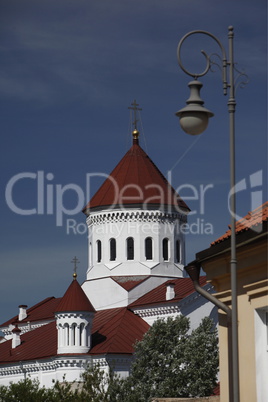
[176,80,213,135]
[176,26,247,402]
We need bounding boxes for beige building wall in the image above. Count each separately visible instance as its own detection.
[199,227,267,402]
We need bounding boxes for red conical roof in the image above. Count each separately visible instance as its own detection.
[83,139,189,214]
[56,279,95,313]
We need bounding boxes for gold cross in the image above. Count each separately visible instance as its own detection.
[128,100,142,130]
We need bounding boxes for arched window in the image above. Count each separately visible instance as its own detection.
[79,323,84,346]
[127,237,134,260]
[145,237,153,260]
[176,239,181,263]
[110,238,116,261]
[64,323,69,346]
[97,240,102,262]
[163,238,169,261]
[72,323,76,346]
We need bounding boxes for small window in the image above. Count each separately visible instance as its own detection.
[163,238,169,261]
[110,238,116,261]
[176,239,181,263]
[97,240,102,262]
[89,242,92,266]
[145,237,153,260]
[127,237,134,260]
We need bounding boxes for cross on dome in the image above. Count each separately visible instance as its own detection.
[128,100,142,140]
[71,256,80,280]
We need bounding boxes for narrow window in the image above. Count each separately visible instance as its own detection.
[176,239,181,263]
[127,237,134,260]
[73,324,76,346]
[145,237,153,260]
[97,240,102,262]
[89,242,92,266]
[65,323,69,346]
[110,238,116,261]
[79,323,83,346]
[163,238,169,261]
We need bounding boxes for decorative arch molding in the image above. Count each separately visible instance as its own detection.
[87,210,187,227]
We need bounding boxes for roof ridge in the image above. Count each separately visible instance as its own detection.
[92,307,124,335]
[26,297,56,313]
[105,308,135,353]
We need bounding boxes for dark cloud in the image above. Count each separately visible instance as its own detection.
[0,0,267,322]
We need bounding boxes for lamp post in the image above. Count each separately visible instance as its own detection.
[176,26,247,402]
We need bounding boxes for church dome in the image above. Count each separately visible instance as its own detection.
[83,139,189,215]
[55,278,95,313]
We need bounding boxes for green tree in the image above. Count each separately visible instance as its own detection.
[0,366,123,402]
[120,316,219,401]
[78,363,123,401]
[0,378,54,402]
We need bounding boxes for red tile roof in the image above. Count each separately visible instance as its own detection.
[83,141,189,213]
[55,279,95,313]
[211,202,268,245]
[90,308,149,354]
[0,280,96,328]
[0,297,61,327]
[0,308,149,363]
[0,321,57,363]
[130,277,207,307]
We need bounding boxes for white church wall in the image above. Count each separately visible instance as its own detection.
[92,355,132,379]
[0,354,132,388]
[132,304,181,326]
[54,363,85,386]
[179,283,218,331]
[82,277,128,310]
[86,209,185,281]
[0,357,92,389]
[0,373,23,387]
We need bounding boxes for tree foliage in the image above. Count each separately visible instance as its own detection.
[120,315,219,401]
[0,378,54,402]
[0,316,218,401]
[0,366,123,402]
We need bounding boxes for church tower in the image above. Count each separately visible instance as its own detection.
[55,272,95,354]
[82,102,190,310]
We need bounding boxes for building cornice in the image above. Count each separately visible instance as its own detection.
[132,303,180,318]
[87,210,187,226]
[0,357,88,377]
[1,319,54,338]
[0,354,133,377]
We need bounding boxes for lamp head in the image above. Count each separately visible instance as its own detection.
[176,80,214,135]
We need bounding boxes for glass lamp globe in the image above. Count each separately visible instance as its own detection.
[176,80,214,135]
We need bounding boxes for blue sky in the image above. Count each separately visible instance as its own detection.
[0,0,267,324]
